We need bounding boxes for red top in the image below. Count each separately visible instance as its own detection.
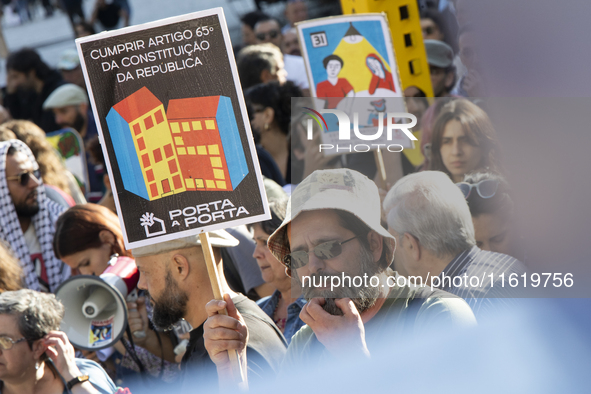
[316,78,354,109]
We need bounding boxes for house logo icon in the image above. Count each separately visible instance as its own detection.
[140,212,166,237]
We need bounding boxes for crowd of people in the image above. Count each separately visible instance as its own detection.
[4,0,130,34]
[0,0,531,392]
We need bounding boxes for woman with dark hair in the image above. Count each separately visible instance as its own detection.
[249,192,305,344]
[429,99,502,182]
[245,81,302,183]
[458,172,521,259]
[53,204,180,384]
[0,289,118,393]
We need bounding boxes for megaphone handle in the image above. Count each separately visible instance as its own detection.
[199,232,245,383]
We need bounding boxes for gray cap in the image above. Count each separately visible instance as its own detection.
[424,39,454,68]
[131,229,239,257]
[43,84,88,109]
[57,49,80,70]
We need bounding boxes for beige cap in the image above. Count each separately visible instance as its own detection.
[131,229,239,257]
[43,84,88,109]
[267,168,395,276]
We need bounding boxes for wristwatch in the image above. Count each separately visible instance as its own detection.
[66,375,89,390]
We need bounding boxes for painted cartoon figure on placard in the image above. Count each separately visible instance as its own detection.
[366,54,396,94]
[316,54,354,109]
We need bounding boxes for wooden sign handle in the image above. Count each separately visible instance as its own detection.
[373,149,387,189]
[199,232,245,383]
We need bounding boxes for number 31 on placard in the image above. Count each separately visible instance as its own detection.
[310,32,328,47]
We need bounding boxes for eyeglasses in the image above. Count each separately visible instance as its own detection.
[256,30,279,41]
[283,236,358,270]
[6,169,41,187]
[456,179,499,199]
[0,336,26,350]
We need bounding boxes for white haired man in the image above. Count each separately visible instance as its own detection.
[202,169,476,390]
[383,171,527,319]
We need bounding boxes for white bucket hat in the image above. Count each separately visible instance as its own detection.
[267,168,395,276]
[131,229,239,257]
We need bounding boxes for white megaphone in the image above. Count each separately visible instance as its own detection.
[56,255,142,351]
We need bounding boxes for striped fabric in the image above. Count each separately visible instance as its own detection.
[436,246,527,319]
[0,140,69,292]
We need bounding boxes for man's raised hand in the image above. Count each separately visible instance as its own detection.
[203,293,248,383]
[300,297,370,359]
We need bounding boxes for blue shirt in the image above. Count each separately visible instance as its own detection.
[74,358,118,393]
[0,358,117,394]
[258,291,306,344]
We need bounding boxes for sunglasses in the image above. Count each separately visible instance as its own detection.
[6,169,41,186]
[0,336,26,351]
[456,179,499,199]
[284,236,358,270]
[256,30,279,41]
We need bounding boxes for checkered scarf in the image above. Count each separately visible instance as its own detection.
[0,140,69,292]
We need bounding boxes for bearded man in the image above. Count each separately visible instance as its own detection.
[43,84,104,199]
[131,230,287,392]
[202,169,477,389]
[0,140,69,292]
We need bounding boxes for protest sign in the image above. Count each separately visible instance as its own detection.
[46,128,88,195]
[296,14,413,156]
[76,8,270,249]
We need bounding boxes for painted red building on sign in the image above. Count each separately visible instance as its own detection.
[166,96,232,191]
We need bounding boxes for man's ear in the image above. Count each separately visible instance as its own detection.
[367,231,384,264]
[403,233,421,262]
[170,253,190,281]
